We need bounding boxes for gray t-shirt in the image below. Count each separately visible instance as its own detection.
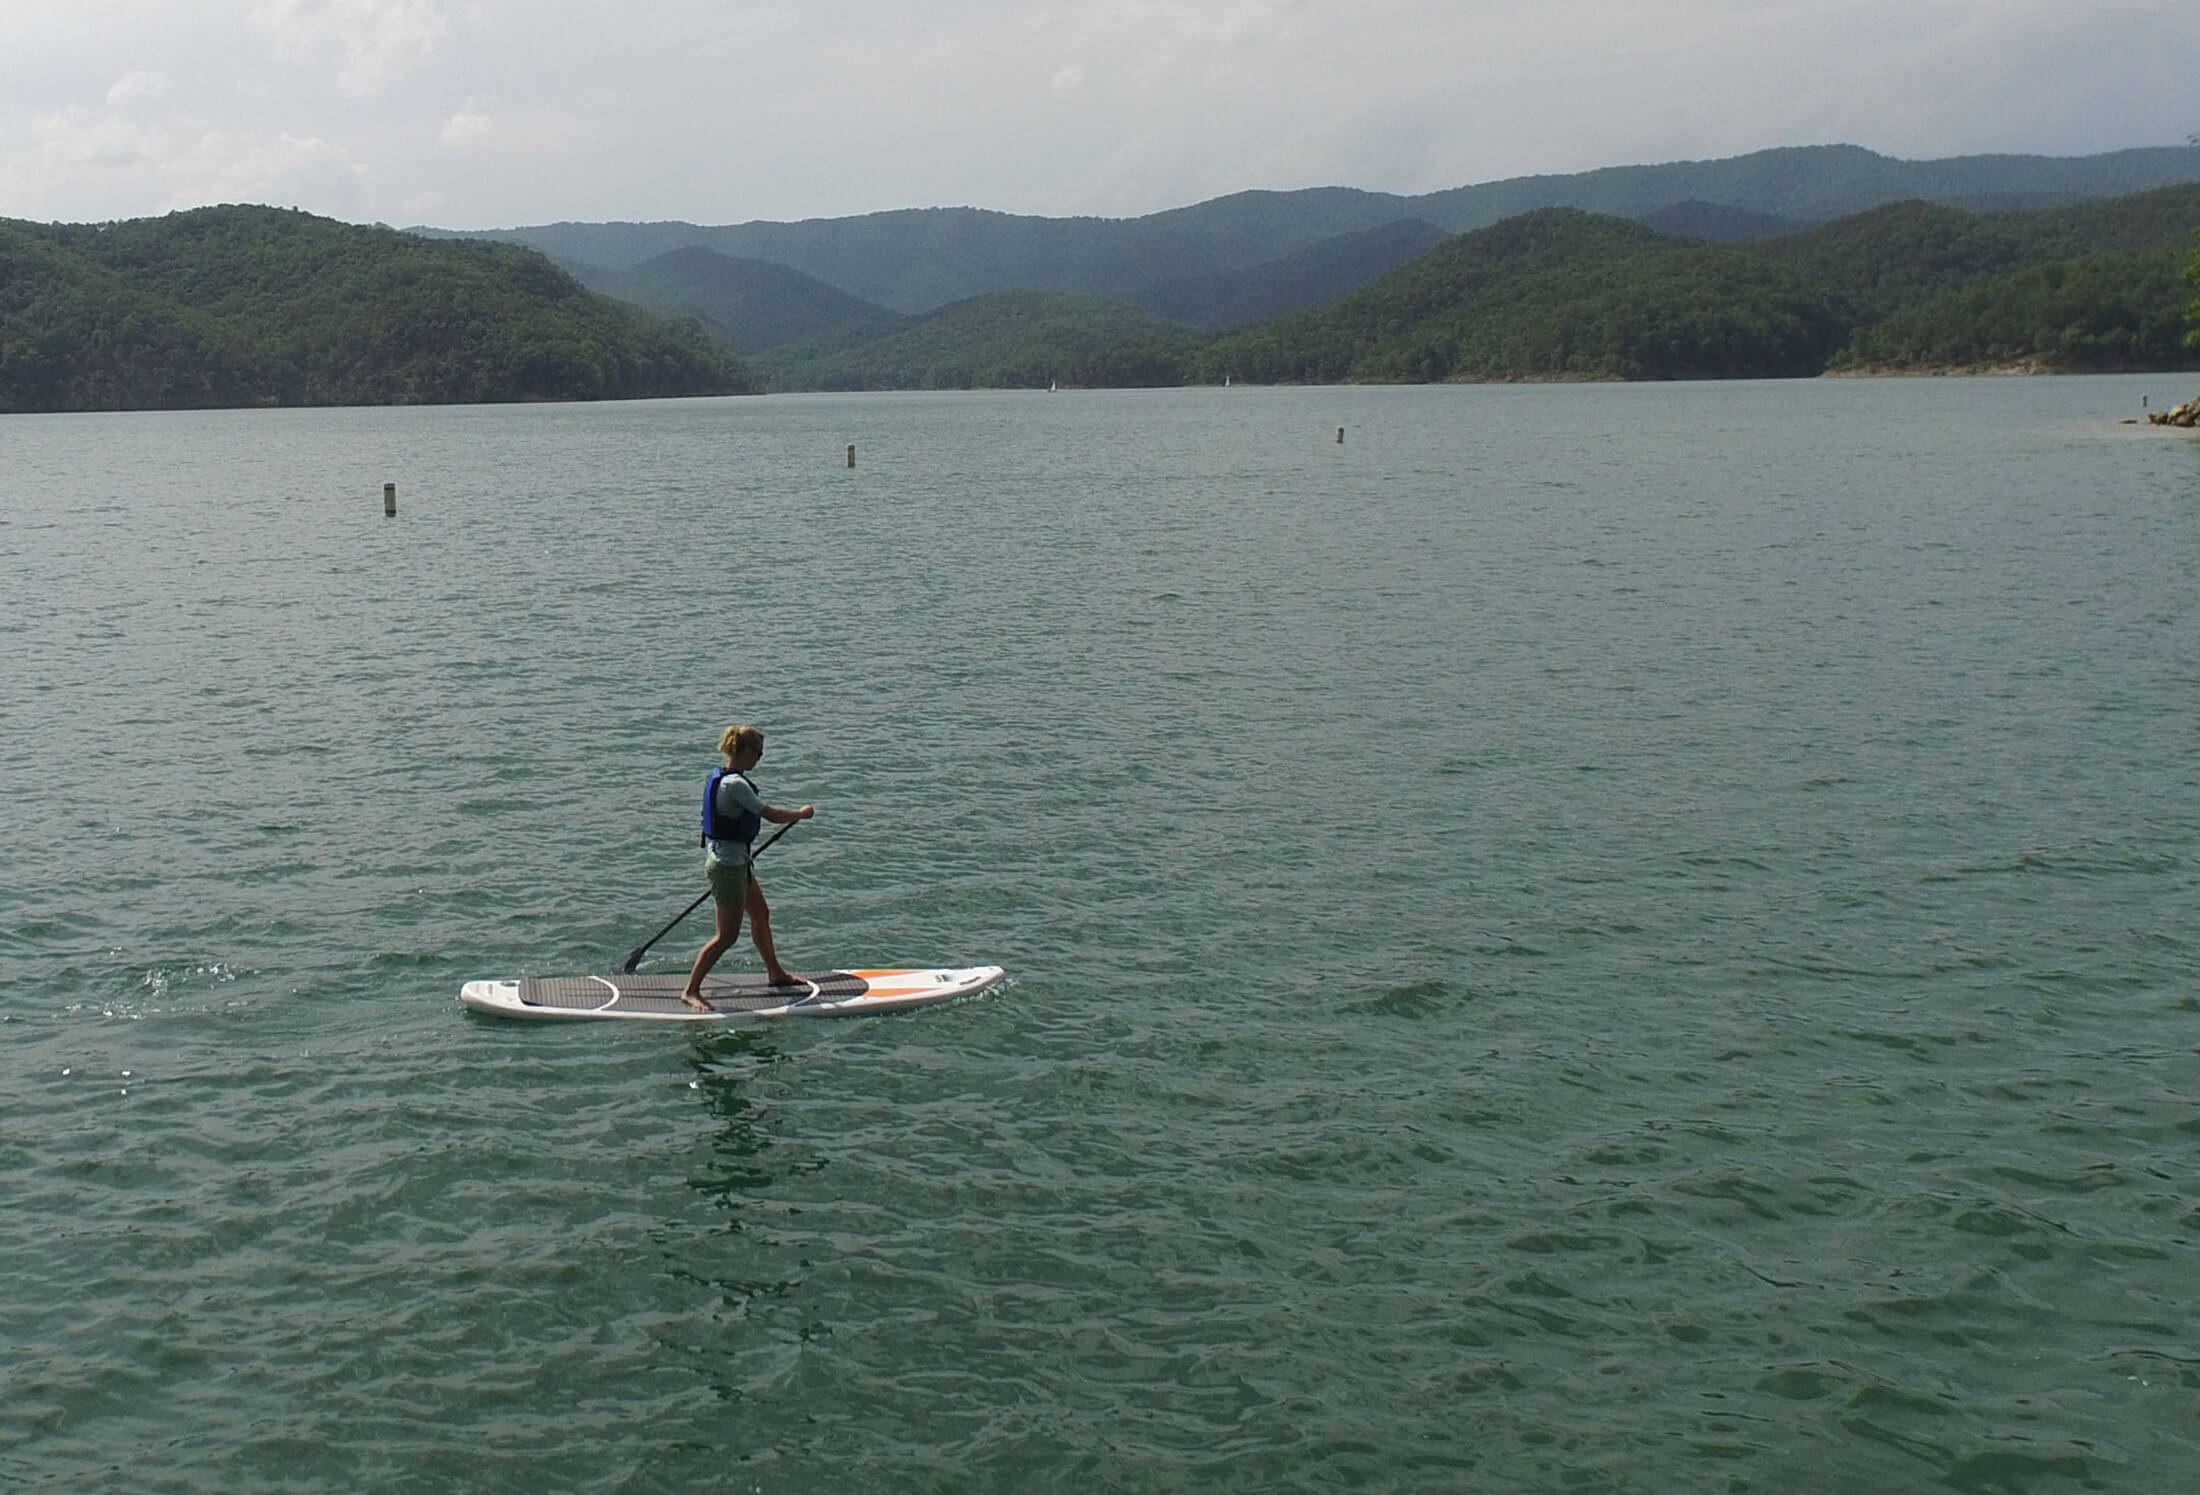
[706,771,768,866]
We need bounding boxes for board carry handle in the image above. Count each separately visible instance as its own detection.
[617,820,798,974]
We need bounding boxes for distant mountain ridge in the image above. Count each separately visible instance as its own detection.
[419,143,2200,317]
[702,183,2200,391]
[1190,183,2200,384]
[9,169,2195,412]
[1636,201,1814,242]
[585,215,1457,360]
[750,290,1189,391]
[572,248,906,356]
[1139,218,1453,331]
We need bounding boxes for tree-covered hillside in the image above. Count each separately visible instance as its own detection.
[1836,252,2195,371]
[14,184,2198,406]
[432,143,2200,317]
[1765,186,2200,313]
[442,202,1412,314]
[720,184,2200,391]
[0,219,267,409]
[576,247,905,355]
[1638,201,1815,242]
[1188,210,1848,383]
[2189,230,2200,349]
[750,291,1194,391]
[0,206,752,413]
[1183,188,2200,386]
[1408,144,2200,236]
[1760,184,2200,369]
[1139,219,1452,331]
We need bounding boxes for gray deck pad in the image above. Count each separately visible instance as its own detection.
[516,972,871,1015]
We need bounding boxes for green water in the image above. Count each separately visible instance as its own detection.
[4,382,2197,1492]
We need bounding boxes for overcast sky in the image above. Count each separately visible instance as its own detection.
[3,1,2196,229]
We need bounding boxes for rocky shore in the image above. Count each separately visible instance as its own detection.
[2148,395,2200,427]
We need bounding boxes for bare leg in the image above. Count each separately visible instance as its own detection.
[683,897,745,1010]
[746,876,797,985]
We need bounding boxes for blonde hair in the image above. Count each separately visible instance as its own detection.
[718,724,764,764]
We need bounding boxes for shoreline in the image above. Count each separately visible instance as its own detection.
[1822,360,2053,378]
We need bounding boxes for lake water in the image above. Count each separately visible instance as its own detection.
[3,380,2197,1492]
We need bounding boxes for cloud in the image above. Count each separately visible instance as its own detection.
[3,0,2196,227]
[439,100,492,148]
[104,70,175,108]
[19,102,370,215]
[251,0,451,97]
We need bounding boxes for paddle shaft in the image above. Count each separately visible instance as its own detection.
[617,820,797,974]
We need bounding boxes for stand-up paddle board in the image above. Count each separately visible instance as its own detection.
[458,967,1005,1023]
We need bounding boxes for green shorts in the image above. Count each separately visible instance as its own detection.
[706,858,751,909]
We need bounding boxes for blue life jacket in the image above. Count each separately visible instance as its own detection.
[700,767,763,847]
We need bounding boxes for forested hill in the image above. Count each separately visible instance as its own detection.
[1188,211,1848,384]
[0,206,752,414]
[426,143,2200,315]
[749,291,1191,391]
[573,248,907,356]
[1187,185,2200,384]
[1138,218,1452,331]
[736,184,2200,389]
[9,180,2193,410]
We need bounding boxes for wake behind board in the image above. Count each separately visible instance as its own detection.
[458,967,1005,1023]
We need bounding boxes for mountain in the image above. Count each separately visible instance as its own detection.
[573,246,905,355]
[1636,201,1814,242]
[0,206,751,413]
[420,144,2200,315]
[572,215,1455,339]
[750,183,2200,390]
[432,200,1407,314]
[749,290,1194,391]
[1402,144,2200,232]
[1773,185,2200,371]
[12,160,2194,412]
[1188,210,1849,384]
[1765,184,2200,325]
[1836,252,2197,372]
[1139,218,1453,330]
[1184,184,2200,386]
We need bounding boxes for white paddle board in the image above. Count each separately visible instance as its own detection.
[458,966,1005,1023]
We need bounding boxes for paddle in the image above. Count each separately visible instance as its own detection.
[617,820,798,975]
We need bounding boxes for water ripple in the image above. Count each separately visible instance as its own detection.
[3,384,2198,1489]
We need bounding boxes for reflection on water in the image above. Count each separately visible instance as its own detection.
[683,1032,791,1219]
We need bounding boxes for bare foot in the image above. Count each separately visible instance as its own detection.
[681,989,712,1013]
[766,969,800,987]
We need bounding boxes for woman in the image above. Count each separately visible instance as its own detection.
[683,724,815,1011]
